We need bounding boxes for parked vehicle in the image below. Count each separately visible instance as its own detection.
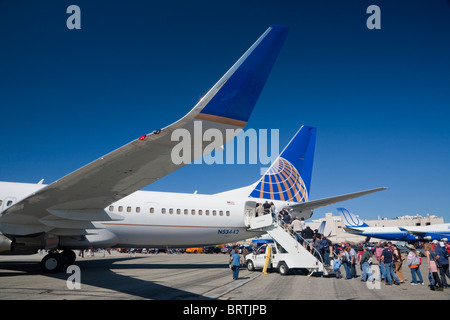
[221,246,232,254]
[238,244,253,254]
[204,246,221,254]
[185,247,204,254]
[245,243,321,276]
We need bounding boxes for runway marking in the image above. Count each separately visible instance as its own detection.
[203,271,261,299]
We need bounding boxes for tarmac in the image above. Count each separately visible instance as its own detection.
[0,250,449,301]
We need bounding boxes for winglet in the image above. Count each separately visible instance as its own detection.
[195,25,289,127]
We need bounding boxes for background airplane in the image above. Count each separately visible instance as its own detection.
[338,207,450,242]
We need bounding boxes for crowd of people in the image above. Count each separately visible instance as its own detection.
[274,207,450,291]
[330,240,450,291]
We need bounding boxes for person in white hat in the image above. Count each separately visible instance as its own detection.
[406,244,424,285]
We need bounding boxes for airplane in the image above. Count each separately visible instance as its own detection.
[318,221,326,235]
[338,207,450,242]
[0,25,386,273]
[314,221,334,238]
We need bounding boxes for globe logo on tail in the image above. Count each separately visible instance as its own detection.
[250,157,308,202]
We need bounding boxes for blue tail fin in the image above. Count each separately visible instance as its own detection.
[248,125,316,202]
[337,207,369,227]
[318,220,326,235]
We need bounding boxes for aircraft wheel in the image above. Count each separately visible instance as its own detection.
[61,250,76,266]
[40,252,64,273]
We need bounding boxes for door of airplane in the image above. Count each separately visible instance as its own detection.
[244,201,257,227]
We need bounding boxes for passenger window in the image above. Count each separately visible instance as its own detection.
[127,206,132,213]
[118,206,123,212]
[206,210,210,216]
[226,211,230,216]
[109,205,114,212]
[169,208,174,214]
[219,210,223,216]
[212,210,217,216]
[177,209,181,214]
[0,200,2,207]
[7,200,13,206]
[198,210,203,216]
[191,209,195,215]
[161,208,166,214]
[150,207,155,213]
[184,209,188,215]
[136,207,141,213]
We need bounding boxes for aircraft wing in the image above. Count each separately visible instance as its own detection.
[398,227,422,235]
[285,187,387,213]
[2,25,289,236]
[398,227,447,239]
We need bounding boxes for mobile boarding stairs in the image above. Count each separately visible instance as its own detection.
[245,212,328,276]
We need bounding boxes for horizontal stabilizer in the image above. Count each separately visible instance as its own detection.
[343,226,366,234]
[286,187,387,213]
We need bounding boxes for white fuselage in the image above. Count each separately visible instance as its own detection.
[101,190,262,247]
[346,226,408,239]
[0,182,294,248]
[345,225,450,241]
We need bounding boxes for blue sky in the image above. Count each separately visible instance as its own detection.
[0,0,449,222]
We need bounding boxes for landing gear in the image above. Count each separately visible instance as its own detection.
[61,250,76,266]
[40,250,76,273]
[40,252,64,273]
